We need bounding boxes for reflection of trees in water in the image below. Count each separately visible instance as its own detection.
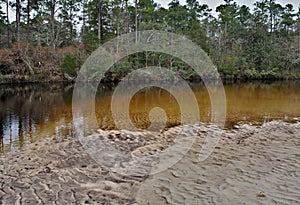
[0,84,72,152]
[0,83,117,153]
[2,81,299,153]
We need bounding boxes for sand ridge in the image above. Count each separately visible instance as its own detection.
[136,122,300,204]
[0,121,299,204]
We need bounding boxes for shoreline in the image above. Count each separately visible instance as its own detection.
[0,121,299,204]
[1,74,300,85]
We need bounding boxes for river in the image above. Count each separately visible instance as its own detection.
[1,81,300,153]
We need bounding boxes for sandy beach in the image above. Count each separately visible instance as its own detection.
[0,121,299,204]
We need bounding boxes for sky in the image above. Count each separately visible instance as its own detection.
[3,0,300,23]
[156,0,300,15]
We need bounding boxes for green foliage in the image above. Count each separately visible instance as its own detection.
[61,53,79,77]
[0,74,4,83]
[244,68,258,78]
[82,29,99,54]
[0,0,300,80]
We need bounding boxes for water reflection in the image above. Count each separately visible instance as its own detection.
[0,84,74,153]
[1,82,300,154]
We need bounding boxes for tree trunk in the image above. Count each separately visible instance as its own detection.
[98,0,102,44]
[125,0,129,33]
[70,7,73,43]
[0,116,3,139]
[134,0,138,43]
[298,23,300,49]
[16,0,21,42]
[224,22,227,50]
[27,0,30,43]
[6,0,10,46]
[269,8,273,35]
[50,0,56,50]
[81,1,86,38]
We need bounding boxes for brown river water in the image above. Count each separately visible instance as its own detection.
[0,81,300,153]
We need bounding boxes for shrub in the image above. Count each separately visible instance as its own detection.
[61,53,79,77]
[0,74,4,83]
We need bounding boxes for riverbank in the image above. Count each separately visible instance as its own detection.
[0,121,299,204]
[1,71,300,85]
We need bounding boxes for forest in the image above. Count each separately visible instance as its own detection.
[0,0,299,82]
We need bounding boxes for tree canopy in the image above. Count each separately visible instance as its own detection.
[0,0,299,81]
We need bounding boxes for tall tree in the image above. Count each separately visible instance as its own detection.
[26,0,30,42]
[83,0,110,52]
[280,4,296,34]
[59,0,80,45]
[138,0,157,30]
[134,0,137,42]
[0,2,6,46]
[111,0,122,36]
[16,0,21,42]
[125,0,129,33]
[40,0,61,49]
[97,0,102,42]
[5,0,10,45]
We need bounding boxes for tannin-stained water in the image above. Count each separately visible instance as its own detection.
[1,82,300,153]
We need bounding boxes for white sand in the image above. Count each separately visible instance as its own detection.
[137,122,300,204]
[0,121,299,204]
